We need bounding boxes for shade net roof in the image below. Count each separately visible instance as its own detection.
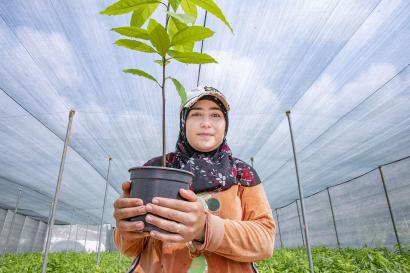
[0,0,409,226]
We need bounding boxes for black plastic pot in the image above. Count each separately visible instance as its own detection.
[128,166,194,232]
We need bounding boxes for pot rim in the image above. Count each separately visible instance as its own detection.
[128,166,194,177]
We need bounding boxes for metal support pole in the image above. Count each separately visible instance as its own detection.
[74,222,79,252]
[4,188,22,254]
[107,224,113,252]
[326,187,340,248]
[378,166,401,252]
[84,216,89,253]
[66,209,75,253]
[31,221,41,252]
[295,199,305,247]
[250,157,254,168]
[42,109,75,273]
[18,216,28,253]
[0,210,6,237]
[97,157,112,266]
[42,201,54,255]
[285,111,314,273]
[275,209,283,248]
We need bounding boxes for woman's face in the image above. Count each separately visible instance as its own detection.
[186,99,226,153]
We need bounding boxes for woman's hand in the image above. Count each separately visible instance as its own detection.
[144,188,206,243]
[113,181,150,239]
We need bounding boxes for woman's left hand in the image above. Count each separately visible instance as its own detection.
[144,188,206,243]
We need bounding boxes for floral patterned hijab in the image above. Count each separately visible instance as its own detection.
[144,87,261,193]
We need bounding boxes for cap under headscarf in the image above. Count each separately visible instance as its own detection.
[183,86,230,112]
[144,86,261,193]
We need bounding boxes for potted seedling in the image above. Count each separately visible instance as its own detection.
[101,0,232,231]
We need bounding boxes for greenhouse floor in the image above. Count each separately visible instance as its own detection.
[0,247,409,273]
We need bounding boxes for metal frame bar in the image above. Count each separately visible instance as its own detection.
[3,188,22,254]
[275,209,283,248]
[326,187,340,248]
[0,209,6,236]
[66,209,75,253]
[295,199,305,247]
[285,111,314,273]
[42,110,75,273]
[17,215,28,253]
[31,220,41,252]
[74,223,79,252]
[84,216,89,252]
[196,11,208,86]
[42,201,54,255]
[378,166,401,252]
[97,157,112,265]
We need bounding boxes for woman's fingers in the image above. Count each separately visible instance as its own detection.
[151,195,199,213]
[179,188,197,202]
[145,203,195,226]
[116,220,145,232]
[115,206,146,220]
[114,197,143,209]
[122,181,131,198]
[145,214,187,235]
[150,229,184,243]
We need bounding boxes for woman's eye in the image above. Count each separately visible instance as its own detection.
[191,113,201,117]
[212,113,221,118]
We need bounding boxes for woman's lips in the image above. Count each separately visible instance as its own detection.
[197,133,213,136]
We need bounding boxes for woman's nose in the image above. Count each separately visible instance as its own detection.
[200,117,211,128]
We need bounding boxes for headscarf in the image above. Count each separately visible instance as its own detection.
[144,87,261,193]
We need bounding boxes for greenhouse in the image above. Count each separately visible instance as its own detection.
[0,0,409,272]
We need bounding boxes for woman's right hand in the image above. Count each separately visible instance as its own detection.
[113,181,149,239]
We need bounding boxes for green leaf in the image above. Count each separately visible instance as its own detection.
[188,0,233,32]
[166,11,195,25]
[169,0,182,12]
[181,0,197,19]
[172,41,194,53]
[170,77,187,105]
[100,0,160,15]
[167,18,178,38]
[167,17,188,38]
[147,19,170,56]
[130,3,159,27]
[123,68,159,84]
[111,27,149,40]
[171,17,188,30]
[114,39,156,53]
[167,19,193,52]
[171,26,214,46]
[168,50,217,64]
[154,59,171,66]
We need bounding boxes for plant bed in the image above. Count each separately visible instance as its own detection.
[1,247,409,272]
[256,246,410,273]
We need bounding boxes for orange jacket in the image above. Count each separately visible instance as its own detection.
[114,183,275,273]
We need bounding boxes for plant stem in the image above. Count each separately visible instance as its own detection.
[161,57,166,167]
[161,3,171,167]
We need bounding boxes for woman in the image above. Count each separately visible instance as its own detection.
[113,86,275,273]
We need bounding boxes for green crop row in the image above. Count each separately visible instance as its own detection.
[257,247,410,273]
[0,252,131,273]
[0,247,409,272]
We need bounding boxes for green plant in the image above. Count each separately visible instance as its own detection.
[101,0,233,166]
[256,247,410,273]
[1,248,409,273]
